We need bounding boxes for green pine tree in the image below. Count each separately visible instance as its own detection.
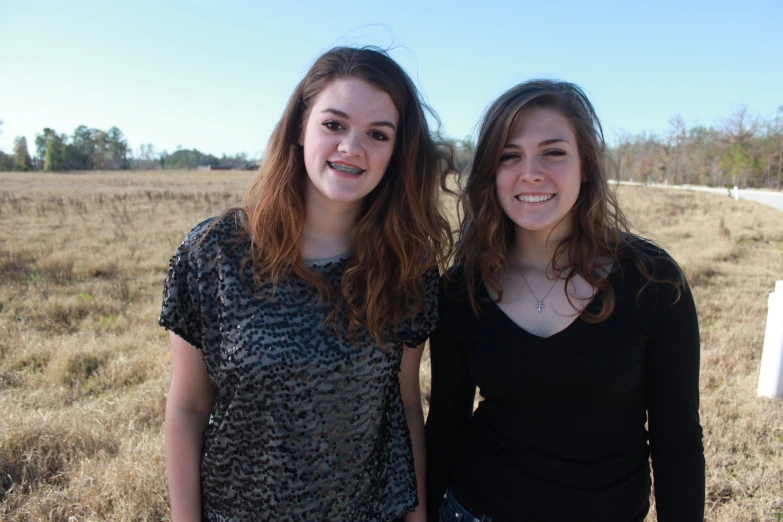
[44,133,67,171]
[13,136,32,171]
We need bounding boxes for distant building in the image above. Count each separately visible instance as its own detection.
[197,165,233,171]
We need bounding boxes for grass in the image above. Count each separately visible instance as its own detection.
[1,170,782,521]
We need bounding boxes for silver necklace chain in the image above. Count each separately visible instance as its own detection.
[519,271,560,313]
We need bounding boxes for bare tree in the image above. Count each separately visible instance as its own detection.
[721,106,759,187]
[774,106,783,191]
[612,131,633,183]
[666,114,686,185]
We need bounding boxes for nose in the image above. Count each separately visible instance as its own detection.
[517,156,543,182]
[338,131,364,157]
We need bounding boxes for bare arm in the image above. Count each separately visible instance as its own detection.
[400,342,427,522]
[165,331,215,522]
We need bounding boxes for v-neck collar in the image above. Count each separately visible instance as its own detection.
[478,269,617,340]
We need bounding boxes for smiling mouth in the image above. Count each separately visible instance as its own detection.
[327,161,365,176]
[515,194,555,203]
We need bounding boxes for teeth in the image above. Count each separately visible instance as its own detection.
[328,161,364,175]
[516,194,554,203]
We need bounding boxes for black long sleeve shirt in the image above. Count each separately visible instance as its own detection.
[425,250,705,522]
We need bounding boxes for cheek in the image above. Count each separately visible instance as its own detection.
[299,122,313,150]
[303,129,333,159]
[494,170,514,196]
[551,163,581,187]
[571,157,585,183]
[493,177,514,214]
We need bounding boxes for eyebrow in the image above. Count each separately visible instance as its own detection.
[503,138,570,148]
[321,108,397,131]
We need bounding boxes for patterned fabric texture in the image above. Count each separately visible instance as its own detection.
[160,213,438,522]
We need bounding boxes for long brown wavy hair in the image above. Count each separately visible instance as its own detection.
[455,79,683,321]
[240,46,453,345]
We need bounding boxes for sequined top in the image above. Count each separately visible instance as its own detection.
[159,215,438,522]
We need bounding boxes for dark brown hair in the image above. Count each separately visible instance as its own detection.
[455,79,682,320]
[241,46,453,344]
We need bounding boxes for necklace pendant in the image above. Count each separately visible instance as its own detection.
[536,302,545,313]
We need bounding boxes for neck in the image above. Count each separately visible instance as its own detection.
[302,191,359,260]
[508,223,572,274]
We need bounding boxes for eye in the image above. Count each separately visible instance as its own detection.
[499,152,519,162]
[322,120,344,131]
[368,130,390,142]
[544,149,566,157]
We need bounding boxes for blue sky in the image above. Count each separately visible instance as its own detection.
[1,0,781,159]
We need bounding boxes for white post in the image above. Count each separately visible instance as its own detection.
[758,280,783,398]
[733,185,740,200]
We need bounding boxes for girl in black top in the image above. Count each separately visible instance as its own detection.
[425,80,704,521]
[161,47,454,522]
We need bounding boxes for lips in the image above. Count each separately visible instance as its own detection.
[327,161,365,176]
[515,193,555,203]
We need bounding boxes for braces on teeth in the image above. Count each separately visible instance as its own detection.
[328,162,364,175]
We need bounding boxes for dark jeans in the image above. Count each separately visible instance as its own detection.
[438,486,494,522]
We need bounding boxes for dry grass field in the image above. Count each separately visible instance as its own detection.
[1,170,782,521]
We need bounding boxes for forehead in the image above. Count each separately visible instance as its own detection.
[309,78,399,124]
[508,106,576,140]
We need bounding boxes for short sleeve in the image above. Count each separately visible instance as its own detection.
[399,264,440,348]
[158,219,215,350]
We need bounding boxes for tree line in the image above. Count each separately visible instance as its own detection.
[0,124,131,172]
[2,105,782,189]
[609,106,782,189]
[0,123,255,172]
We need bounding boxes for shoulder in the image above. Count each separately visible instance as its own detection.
[422,263,440,288]
[179,209,247,262]
[617,234,684,283]
[438,263,479,318]
[440,263,468,299]
[620,234,669,259]
[179,217,216,251]
[613,235,689,313]
[416,263,441,313]
[396,264,442,348]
